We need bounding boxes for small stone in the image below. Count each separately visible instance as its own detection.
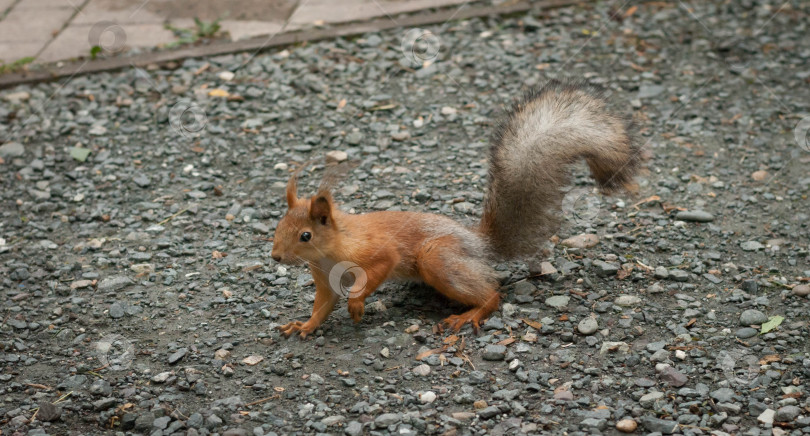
[639,391,664,408]
[345,131,363,145]
[740,241,764,251]
[792,284,810,297]
[321,415,344,426]
[669,269,689,282]
[419,391,437,404]
[345,421,363,436]
[735,327,758,339]
[242,355,263,366]
[109,303,125,319]
[616,419,637,433]
[561,234,599,248]
[478,406,500,419]
[70,279,93,289]
[757,409,775,425]
[614,295,642,306]
[654,266,669,279]
[0,141,25,157]
[391,131,411,141]
[775,405,802,422]
[638,84,665,99]
[739,309,768,326]
[130,264,154,274]
[325,150,348,163]
[37,402,61,422]
[554,390,574,401]
[374,413,401,427]
[153,416,171,429]
[710,388,735,403]
[545,295,570,309]
[133,174,151,187]
[640,416,678,434]
[482,344,506,361]
[412,364,430,376]
[3,91,30,103]
[675,210,715,222]
[168,348,187,365]
[98,276,133,292]
[539,261,557,275]
[592,260,619,277]
[215,349,230,360]
[152,372,171,383]
[578,317,598,335]
[659,366,688,387]
[751,170,769,181]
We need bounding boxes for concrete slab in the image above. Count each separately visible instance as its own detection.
[15,0,82,9]
[72,0,166,24]
[219,19,285,41]
[289,0,470,27]
[0,0,17,15]
[0,7,74,42]
[0,41,46,62]
[37,21,175,62]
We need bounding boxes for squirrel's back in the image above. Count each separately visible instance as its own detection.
[480,80,641,259]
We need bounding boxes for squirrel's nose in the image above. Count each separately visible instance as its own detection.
[272,255,281,262]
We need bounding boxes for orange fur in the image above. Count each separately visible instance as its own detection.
[272,181,499,338]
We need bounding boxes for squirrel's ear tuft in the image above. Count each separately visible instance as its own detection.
[285,173,298,207]
[309,191,333,226]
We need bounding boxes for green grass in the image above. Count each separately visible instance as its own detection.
[0,56,34,74]
[165,17,224,48]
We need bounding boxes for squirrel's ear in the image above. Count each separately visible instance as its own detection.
[309,191,333,226]
[285,173,298,208]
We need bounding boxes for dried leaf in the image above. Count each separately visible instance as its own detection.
[624,5,638,17]
[70,146,91,162]
[761,315,784,334]
[443,335,459,345]
[759,354,781,365]
[497,337,516,346]
[415,347,446,361]
[208,88,230,97]
[523,319,543,330]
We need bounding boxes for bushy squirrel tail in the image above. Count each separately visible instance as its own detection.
[480,80,641,259]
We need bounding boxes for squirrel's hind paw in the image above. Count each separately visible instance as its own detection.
[442,313,483,334]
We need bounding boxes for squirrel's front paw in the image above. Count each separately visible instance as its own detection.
[277,320,316,339]
[347,298,365,323]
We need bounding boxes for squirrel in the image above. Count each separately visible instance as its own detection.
[271,80,642,338]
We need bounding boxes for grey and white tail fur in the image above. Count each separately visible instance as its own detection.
[480,80,641,259]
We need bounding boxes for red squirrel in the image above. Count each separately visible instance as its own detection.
[271,80,641,338]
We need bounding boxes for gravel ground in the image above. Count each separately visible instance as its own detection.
[2,1,810,435]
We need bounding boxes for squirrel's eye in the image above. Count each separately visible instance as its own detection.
[299,232,312,242]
